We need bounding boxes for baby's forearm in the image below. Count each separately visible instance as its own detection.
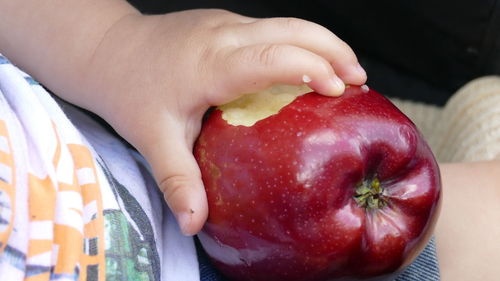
[436,161,500,280]
[0,0,138,97]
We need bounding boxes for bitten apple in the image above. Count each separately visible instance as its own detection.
[194,85,441,281]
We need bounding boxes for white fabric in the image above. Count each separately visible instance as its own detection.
[0,54,199,281]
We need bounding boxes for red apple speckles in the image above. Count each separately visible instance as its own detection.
[194,85,441,281]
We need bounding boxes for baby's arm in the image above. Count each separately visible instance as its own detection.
[0,0,137,99]
[0,1,367,235]
[436,161,500,281]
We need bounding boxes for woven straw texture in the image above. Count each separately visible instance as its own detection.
[391,76,500,163]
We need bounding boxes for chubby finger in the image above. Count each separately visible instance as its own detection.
[235,17,367,85]
[214,43,345,102]
[141,121,208,236]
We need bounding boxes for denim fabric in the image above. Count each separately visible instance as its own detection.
[395,238,440,281]
[197,237,440,281]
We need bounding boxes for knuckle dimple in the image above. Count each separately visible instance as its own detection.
[233,44,284,68]
[160,175,189,203]
[257,44,283,67]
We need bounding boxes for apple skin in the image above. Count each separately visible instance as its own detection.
[194,86,441,281]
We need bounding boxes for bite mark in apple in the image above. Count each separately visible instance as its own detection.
[219,84,312,126]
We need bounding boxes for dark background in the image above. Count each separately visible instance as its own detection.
[125,0,500,106]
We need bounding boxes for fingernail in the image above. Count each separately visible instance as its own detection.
[361,84,370,93]
[177,211,193,236]
[302,74,312,83]
[330,76,345,96]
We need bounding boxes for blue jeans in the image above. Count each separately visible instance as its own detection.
[197,238,440,281]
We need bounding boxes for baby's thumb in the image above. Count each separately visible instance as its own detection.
[142,127,208,236]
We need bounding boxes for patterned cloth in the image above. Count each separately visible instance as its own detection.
[0,55,198,281]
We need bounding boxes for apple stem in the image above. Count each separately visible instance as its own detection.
[354,177,387,210]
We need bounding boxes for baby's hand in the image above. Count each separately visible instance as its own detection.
[84,9,366,235]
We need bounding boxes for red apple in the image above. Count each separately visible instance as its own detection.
[194,85,441,281]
